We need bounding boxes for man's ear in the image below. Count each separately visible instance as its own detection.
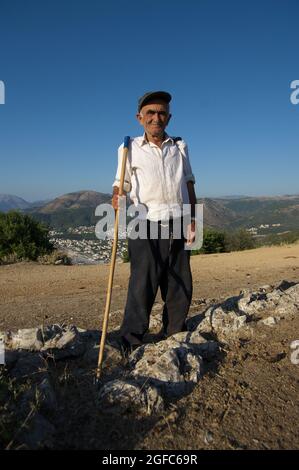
[136,113,143,125]
[166,113,172,125]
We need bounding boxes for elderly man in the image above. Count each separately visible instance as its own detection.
[112,91,197,357]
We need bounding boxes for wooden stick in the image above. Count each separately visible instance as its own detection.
[96,136,130,381]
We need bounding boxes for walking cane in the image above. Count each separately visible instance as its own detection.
[96,136,130,382]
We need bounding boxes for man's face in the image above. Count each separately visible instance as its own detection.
[136,100,171,138]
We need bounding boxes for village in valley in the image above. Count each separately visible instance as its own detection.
[49,222,287,264]
[49,226,128,264]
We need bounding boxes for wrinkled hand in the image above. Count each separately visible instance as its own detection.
[112,194,126,210]
[186,221,196,245]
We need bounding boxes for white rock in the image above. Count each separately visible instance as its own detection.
[8,328,43,351]
[130,339,203,398]
[149,314,162,330]
[259,316,280,326]
[186,313,212,334]
[205,306,248,334]
[152,302,162,311]
[41,325,86,359]
[283,284,299,303]
[54,259,63,265]
[165,331,219,359]
[98,379,164,416]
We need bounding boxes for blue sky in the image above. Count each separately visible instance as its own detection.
[0,0,298,201]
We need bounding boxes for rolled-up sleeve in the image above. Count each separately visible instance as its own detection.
[180,141,196,184]
[112,143,132,192]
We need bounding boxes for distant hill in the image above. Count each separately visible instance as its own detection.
[2,191,299,233]
[0,195,53,212]
[215,195,299,232]
[29,199,52,209]
[36,190,111,213]
[211,195,250,200]
[27,190,112,229]
[0,194,31,212]
[198,198,238,229]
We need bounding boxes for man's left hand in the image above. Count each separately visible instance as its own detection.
[186,221,196,246]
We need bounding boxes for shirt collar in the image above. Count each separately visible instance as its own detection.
[140,132,174,147]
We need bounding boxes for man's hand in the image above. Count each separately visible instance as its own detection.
[186,220,196,246]
[186,181,197,246]
[112,194,126,210]
[112,187,126,210]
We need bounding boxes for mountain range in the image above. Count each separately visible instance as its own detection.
[1,191,299,233]
[0,194,51,212]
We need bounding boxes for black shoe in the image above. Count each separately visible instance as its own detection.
[156,328,167,341]
[117,337,139,361]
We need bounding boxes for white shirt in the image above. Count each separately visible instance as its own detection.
[112,133,196,221]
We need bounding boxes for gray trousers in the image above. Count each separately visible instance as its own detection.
[120,219,193,346]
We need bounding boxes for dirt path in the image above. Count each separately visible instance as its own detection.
[1,243,299,450]
[0,243,299,331]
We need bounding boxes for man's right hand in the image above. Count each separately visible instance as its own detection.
[112,191,126,210]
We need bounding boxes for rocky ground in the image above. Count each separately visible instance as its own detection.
[0,243,299,450]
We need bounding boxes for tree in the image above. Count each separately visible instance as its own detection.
[224,228,256,251]
[201,229,226,254]
[0,211,54,262]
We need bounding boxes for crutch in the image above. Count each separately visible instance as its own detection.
[96,136,130,382]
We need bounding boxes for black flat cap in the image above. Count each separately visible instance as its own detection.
[138,91,172,112]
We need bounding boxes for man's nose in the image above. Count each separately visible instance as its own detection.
[152,112,161,121]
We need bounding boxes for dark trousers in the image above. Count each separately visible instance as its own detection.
[120,219,193,346]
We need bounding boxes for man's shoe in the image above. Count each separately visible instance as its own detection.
[117,337,139,361]
[156,327,167,341]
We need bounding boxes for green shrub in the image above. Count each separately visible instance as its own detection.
[0,210,54,263]
[224,228,256,251]
[191,227,256,255]
[200,228,226,254]
[256,231,299,247]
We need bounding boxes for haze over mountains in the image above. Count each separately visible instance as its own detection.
[1,190,299,233]
[0,194,51,212]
